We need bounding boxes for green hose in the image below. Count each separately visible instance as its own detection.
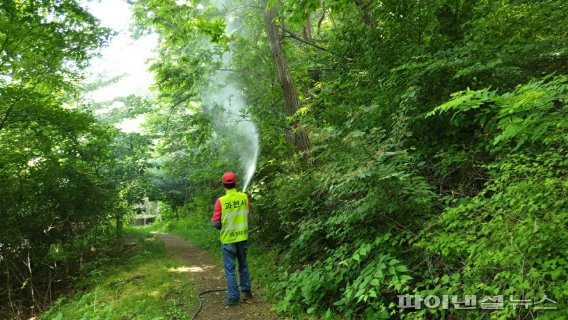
[191,288,227,320]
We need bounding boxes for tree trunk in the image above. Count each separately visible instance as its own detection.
[303,17,313,42]
[264,1,311,153]
[116,214,123,239]
[354,0,378,29]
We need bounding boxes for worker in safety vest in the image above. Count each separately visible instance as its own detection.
[211,171,253,306]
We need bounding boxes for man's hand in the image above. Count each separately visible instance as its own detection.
[212,220,221,230]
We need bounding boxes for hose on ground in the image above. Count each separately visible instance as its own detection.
[191,288,227,320]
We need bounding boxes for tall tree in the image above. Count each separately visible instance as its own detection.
[0,1,116,316]
[264,1,311,153]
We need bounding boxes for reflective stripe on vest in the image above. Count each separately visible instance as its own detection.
[219,189,249,244]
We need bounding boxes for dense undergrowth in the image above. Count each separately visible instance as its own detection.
[39,228,195,320]
[256,77,568,319]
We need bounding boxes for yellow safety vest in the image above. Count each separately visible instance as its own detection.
[219,189,249,244]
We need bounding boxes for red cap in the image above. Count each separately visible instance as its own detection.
[222,172,237,184]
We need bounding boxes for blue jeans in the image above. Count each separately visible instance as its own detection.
[221,240,251,300]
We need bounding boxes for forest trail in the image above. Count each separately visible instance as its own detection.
[154,233,279,320]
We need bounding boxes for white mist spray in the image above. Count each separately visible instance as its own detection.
[203,74,259,192]
[200,1,259,192]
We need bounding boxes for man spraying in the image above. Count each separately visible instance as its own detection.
[211,171,253,306]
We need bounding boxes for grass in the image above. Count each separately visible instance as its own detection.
[39,228,196,320]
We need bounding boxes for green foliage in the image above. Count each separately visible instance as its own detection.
[39,231,195,320]
[409,75,568,319]
[413,148,567,319]
[276,233,414,319]
[0,1,147,317]
[429,75,568,150]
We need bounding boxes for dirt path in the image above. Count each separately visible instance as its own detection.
[154,232,279,320]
